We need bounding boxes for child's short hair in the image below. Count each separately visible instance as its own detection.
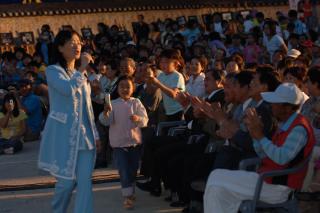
[193,56,208,71]
[160,49,181,61]
[118,75,135,90]
[159,49,185,72]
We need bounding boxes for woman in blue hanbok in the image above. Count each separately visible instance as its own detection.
[38,30,100,213]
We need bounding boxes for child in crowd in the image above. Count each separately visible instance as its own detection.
[147,49,185,121]
[243,33,262,64]
[99,76,148,210]
[0,93,26,154]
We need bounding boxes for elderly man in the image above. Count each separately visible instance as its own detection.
[204,83,315,213]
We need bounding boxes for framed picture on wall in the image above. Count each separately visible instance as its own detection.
[222,12,232,21]
[61,25,73,32]
[240,10,250,18]
[176,16,186,26]
[0,33,14,45]
[81,28,93,40]
[19,32,35,44]
[188,16,199,23]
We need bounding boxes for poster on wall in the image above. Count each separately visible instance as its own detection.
[81,28,93,40]
[176,16,187,26]
[289,0,298,10]
[188,16,199,23]
[222,13,232,21]
[19,32,35,44]
[0,33,14,45]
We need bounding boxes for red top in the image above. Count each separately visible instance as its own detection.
[304,2,312,17]
[258,114,315,189]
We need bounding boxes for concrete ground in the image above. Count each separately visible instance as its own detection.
[0,182,183,213]
[0,141,183,213]
[0,141,46,180]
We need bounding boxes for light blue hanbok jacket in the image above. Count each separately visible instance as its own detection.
[38,65,99,180]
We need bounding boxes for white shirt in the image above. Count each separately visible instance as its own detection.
[99,75,110,92]
[244,20,254,33]
[213,22,223,34]
[263,34,286,60]
[186,72,206,98]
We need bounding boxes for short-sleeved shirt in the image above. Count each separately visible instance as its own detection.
[0,110,27,139]
[21,93,43,133]
[263,34,286,60]
[157,71,185,115]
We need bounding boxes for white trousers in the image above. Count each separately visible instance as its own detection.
[302,146,320,191]
[204,169,292,213]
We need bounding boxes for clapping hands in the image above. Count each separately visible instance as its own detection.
[243,108,264,140]
[176,91,191,108]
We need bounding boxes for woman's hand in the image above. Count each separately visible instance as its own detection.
[79,52,94,73]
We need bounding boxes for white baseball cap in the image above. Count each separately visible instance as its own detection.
[261,83,304,105]
[286,49,301,59]
[126,41,136,46]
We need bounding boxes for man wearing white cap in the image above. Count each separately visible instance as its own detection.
[204,83,315,213]
[286,48,301,59]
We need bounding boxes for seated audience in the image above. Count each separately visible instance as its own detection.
[19,79,43,141]
[204,83,315,213]
[0,93,26,154]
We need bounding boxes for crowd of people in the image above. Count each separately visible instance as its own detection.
[0,3,320,212]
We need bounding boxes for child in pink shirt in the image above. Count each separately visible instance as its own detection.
[99,75,148,209]
[243,33,262,64]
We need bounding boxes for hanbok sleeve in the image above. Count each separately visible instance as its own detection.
[46,65,87,97]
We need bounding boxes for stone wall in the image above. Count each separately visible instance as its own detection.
[0,5,293,37]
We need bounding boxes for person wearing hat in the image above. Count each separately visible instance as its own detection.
[286,48,301,59]
[204,83,315,213]
[19,79,43,142]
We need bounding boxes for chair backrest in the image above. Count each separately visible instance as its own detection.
[156,120,186,136]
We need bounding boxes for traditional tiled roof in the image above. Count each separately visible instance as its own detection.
[0,0,289,18]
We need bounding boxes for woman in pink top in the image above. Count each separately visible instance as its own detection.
[243,33,262,64]
[99,75,148,210]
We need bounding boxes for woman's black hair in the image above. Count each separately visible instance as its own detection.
[50,30,82,71]
[102,59,120,76]
[234,71,254,88]
[2,93,20,117]
[256,70,281,92]
[308,66,320,89]
[283,66,307,82]
[263,20,277,36]
[206,69,225,82]
[117,75,136,92]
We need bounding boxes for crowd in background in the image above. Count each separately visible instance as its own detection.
[0,2,320,212]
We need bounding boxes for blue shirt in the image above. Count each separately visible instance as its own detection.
[21,93,43,133]
[253,112,307,165]
[294,20,307,35]
[157,70,185,115]
[41,42,49,65]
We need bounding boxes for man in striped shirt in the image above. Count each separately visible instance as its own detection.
[203,83,315,213]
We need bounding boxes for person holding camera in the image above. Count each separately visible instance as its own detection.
[0,93,26,154]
